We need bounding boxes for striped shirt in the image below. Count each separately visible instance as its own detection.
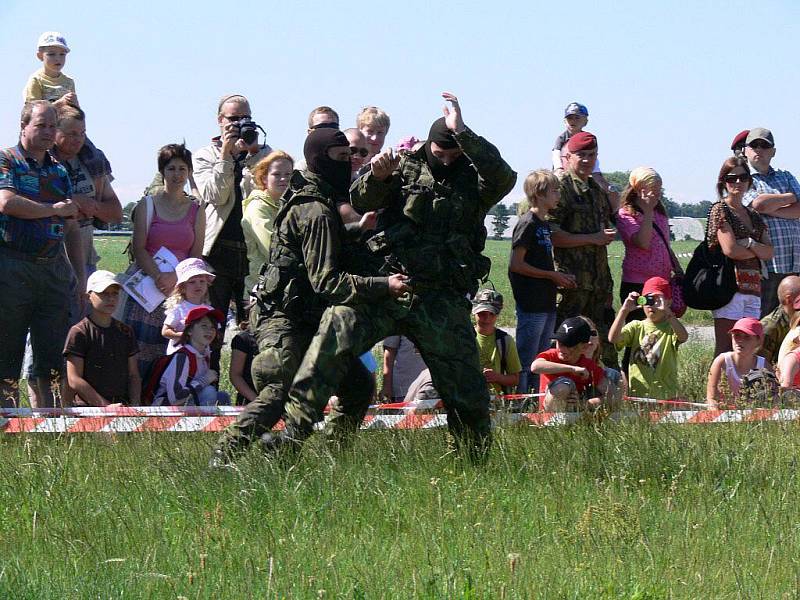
[153,345,214,406]
[744,166,800,274]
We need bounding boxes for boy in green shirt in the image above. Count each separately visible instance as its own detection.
[608,276,688,399]
[472,289,522,395]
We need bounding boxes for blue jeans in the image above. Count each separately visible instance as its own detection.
[515,308,557,394]
[196,386,231,406]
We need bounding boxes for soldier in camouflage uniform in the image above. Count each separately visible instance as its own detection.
[548,131,619,369]
[263,93,517,461]
[760,275,800,365]
[210,128,409,464]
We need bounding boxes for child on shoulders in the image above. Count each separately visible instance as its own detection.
[532,317,610,411]
[609,276,688,400]
[64,271,140,406]
[23,32,78,107]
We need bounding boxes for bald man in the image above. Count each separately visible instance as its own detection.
[760,275,800,364]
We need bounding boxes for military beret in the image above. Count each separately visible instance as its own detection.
[566,131,597,153]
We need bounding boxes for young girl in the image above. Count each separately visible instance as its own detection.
[578,315,624,408]
[162,258,215,354]
[153,306,230,406]
[707,317,770,406]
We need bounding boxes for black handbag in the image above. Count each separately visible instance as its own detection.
[682,203,737,310]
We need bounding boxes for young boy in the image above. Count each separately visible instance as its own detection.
[23,32,79,107]
[153,306,230,406]
[608,276,688,400]
[472,289,522,395]
[551,102,617,203]
[532,316,609,411]
[63,271,140,406]
[509,169,577,392]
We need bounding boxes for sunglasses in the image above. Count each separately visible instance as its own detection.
[350,147,369,157]
[748,141,773,150]
[724,173,751,184]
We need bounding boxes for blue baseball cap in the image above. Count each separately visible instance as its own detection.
[564,102,589,117]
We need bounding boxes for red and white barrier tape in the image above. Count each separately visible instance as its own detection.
[2,407,799,433]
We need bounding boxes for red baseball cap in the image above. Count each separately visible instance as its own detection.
[728,317,763,337]
[641,276,671,300]
[184,306,225,329]
[566,131,597,153]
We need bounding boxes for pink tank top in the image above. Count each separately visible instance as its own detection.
[145,200,199,261]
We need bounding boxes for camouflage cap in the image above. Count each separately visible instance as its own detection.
[472,289,503,315]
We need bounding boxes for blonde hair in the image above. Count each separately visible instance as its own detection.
[216,94,249,115]
[523,169,559,205]
[165,281,210,312]
[252,150,294,191]
[356,106,390,131]
[578,316,602,363]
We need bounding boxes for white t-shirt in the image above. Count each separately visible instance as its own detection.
[164,300,205,354]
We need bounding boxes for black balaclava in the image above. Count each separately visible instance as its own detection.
[304,128,352,198]
[424,117,465,181]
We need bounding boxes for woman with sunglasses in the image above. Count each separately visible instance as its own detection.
[707,156,773,355]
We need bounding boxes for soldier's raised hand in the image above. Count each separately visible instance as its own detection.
[442,92,466,134]
[371,148,400,181]
[387,273,411,298]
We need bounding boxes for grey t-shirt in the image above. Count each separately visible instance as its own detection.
[384,335,427,399]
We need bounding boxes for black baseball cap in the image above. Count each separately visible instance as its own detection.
[552,317,592,347]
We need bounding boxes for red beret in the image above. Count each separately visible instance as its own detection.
[566,131,597,153]
[642,276,671,300]
[731,129,750,151]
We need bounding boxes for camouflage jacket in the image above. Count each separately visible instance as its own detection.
[760,305,789,365]
[548,171,613,292]
[256,170,389,325]
[351,127,516,293]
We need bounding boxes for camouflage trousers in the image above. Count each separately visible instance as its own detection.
[557,287,619,370]
[214,312,374,455]
[283,290,492,459]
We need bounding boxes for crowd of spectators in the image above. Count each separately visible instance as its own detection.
[4,31,800,413]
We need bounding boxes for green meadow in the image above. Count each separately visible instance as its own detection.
[1,237,791,597]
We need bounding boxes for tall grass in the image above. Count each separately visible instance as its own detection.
[2,419,799,598]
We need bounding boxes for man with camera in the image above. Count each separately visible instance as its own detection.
[194,94,271,368]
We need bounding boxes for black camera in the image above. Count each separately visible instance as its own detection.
[636,293,658,307]
[232,117,260,145]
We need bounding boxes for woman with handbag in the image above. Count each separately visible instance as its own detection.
[616,167,683,371]
[707,156,773,355]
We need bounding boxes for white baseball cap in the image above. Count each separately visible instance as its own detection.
[86,270,121,293]
[175,258,215,286]
[37,32,70,52]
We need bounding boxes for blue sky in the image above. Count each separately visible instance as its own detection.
[2,0,799,207]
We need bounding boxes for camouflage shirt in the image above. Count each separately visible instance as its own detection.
[760,305,789,365]
[548,171,613,292]
[256,170,390,324]
[351,127,516,293]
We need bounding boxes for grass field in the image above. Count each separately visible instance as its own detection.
[2,416,800,597]
[5,239,795,597]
